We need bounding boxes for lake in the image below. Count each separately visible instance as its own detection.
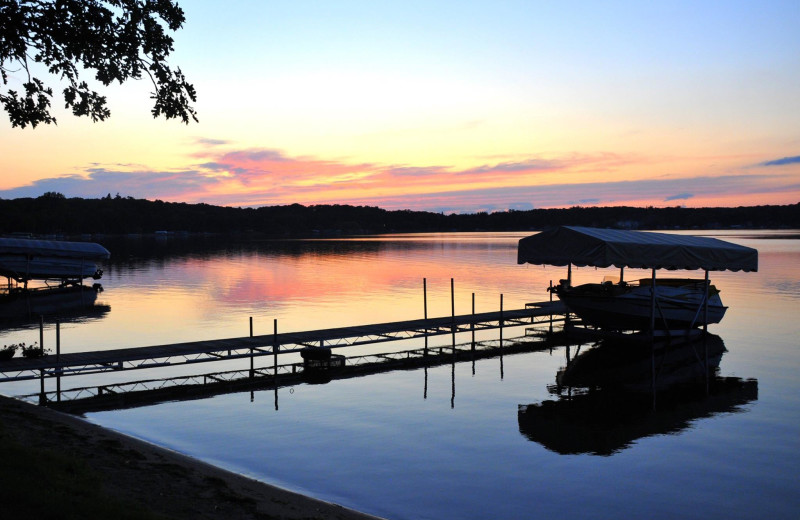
[2,231,799,520]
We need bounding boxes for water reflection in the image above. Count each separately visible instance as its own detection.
[518,335,758,455]
[100,234,418,269]
[0,284,110,330]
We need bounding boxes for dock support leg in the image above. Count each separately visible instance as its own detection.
[249,316,254,379]
[471,292,476,375]
[39,316,45,399]
[499,294,504,380]
[39,369,45,404]
[423,278,428,359]
[451,278,456,356]
[273,319,278,380]
[649,268,657,341]
[56,321,61,403]
[500,294,504,348]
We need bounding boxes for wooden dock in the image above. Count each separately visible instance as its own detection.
[42,327,573,414]
[0,301,567,385]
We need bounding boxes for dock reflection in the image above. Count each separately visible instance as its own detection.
[518,335,758,456]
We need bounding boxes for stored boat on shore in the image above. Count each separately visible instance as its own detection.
[518,227,758,333]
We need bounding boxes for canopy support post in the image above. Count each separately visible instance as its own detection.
[703,270,709,336]
[649,268,656,340]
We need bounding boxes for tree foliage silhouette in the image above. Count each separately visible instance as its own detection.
[0,0,196,128]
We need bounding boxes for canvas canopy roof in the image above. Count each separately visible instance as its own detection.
[517,226,758,272]
[0,238,110,260]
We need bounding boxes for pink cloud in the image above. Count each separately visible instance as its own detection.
[1,142,797,212]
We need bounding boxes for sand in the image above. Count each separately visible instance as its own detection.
[0,395,385,520]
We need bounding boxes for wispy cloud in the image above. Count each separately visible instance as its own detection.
[193,137,231,147]
[759,155,800,167]
[1,143,797,212]
[665,193,694,201]
[460,159,566,176]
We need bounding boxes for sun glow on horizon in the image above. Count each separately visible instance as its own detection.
[1,1,799,212]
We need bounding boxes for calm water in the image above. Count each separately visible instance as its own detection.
[2,231,799,519]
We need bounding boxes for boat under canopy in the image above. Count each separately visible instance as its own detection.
[517,227,758,333]
[517,226,758,272]
[0,237,110,284]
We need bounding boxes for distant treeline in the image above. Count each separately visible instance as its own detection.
[1,192,798,236]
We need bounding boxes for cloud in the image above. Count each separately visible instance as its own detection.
[759,155,800,167]
[387,166,448,177]
[664,192,694,201]
[330,174,794,213]
[1,143,797,213]
[193,137,230,147]
[0,168,222,200]
[460,158,566,176]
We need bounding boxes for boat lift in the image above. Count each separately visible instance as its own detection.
[517,226,759,338]
[0,237,110,290]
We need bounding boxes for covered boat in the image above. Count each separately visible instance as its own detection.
[517,227,758,332]
[0,237,110,286]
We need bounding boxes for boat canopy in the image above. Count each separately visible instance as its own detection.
[517,226,758,272]
[0,238,110,260]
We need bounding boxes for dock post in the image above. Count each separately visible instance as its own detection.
[703,270,710,394]
[471,293,475,352]
[499,294,505,379]
[56,321,61,403]
[273,319,278,380]
[249,317,254,379]
[703,270,710,336]
[39,316,45,399]
[500,294,504,348]
[451,278,456,356]
[450,278,455,319]
[649,268,657,341]
[423,278,428,358]
[548,280,554,334]
[39,369,45,404]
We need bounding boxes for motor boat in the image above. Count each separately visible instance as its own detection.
[552,277,726,331]
[0,237,109,286]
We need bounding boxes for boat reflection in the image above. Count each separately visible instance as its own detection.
[0,284,110,329]
[518,335,758,456]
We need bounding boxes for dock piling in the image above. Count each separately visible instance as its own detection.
[273,319,278,381]
[471,293,475,351]
[56,321,61,402]
[249,316,254,379]
[451,279,456,356]
[423,278,429,358]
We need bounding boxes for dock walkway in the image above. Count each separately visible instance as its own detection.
[0,301,566,383]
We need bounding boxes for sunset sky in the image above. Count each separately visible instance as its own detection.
[1,1,799,213]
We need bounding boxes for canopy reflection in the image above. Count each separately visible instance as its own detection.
[518,335,758,456]
[0,284,110,330]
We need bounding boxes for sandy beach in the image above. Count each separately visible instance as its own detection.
[0,395,384,520]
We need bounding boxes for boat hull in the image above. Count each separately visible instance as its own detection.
[0,255,103,280]
[555,281,727,331]
[0,238,109,282]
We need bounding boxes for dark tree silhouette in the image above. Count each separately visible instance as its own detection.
[0,0,196,128]
[0,195,797,236]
